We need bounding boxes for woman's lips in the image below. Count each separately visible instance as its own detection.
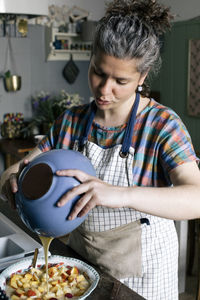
[96,98,111,105]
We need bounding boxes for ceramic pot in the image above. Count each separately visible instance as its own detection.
[4,75,21,92]
[15,149,96,237]
[80,20,97,41]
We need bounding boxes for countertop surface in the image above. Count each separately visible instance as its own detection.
[0,200,145,300]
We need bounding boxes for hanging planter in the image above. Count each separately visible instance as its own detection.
[4,70,21,92]
[1,37,22,92]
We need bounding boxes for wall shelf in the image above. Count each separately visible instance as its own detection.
[45,26,92,61]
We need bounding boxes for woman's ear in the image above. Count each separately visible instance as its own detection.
[138,71,148,85]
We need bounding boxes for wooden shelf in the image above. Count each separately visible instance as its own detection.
[45,26,92,61]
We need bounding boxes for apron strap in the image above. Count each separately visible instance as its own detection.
[79,93,140,155]
[79,101,97,148]
[120,92,140,157]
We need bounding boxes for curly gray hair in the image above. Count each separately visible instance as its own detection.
[92,0,172,79]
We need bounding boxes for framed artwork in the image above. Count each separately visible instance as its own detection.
[187,39,200,117]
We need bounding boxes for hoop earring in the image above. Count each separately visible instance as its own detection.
[137,85,143,92]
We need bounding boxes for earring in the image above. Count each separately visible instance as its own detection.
[137,85,143,92]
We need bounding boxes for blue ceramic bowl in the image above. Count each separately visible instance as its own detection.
[15,149,96,237]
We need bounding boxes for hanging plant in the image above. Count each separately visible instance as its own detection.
[1,37,22,92]
[3,69,21,92]
[4,70,11,78]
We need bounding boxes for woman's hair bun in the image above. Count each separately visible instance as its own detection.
[105,0,174,35]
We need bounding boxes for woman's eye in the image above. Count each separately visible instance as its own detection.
[94,68,103,76]
[117,80,127,85]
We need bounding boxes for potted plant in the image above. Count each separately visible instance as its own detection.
[27,90,83,135]
[3,70,21,92]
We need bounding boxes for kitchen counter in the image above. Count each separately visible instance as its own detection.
[0,200,145,300]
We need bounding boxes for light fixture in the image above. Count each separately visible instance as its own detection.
[0,0,48,37]
[0,0,48,17]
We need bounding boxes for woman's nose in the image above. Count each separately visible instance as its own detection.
[99,78,112,94]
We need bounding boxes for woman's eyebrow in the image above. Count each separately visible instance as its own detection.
[93,61,132,81]
[114,76,131,81]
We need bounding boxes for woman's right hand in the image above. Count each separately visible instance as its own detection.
[1,159,29,209]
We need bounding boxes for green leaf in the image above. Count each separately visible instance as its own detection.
[4,70,11,78]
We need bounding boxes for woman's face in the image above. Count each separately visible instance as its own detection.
[88,50,147,111]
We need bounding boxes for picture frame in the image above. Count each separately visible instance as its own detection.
[187,39,200,117]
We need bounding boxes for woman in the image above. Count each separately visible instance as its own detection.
[1,0,200,299]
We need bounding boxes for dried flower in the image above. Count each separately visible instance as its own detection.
[29,90,83,134]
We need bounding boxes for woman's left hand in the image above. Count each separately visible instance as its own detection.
[56,169,126,220]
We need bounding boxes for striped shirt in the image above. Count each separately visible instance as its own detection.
[39,99,197,187]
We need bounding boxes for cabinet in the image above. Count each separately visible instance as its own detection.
[151,18,200,151]
[45,26,92,61]
[0,139,36,169]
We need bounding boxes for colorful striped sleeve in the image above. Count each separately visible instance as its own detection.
[132,100,198,186]
[157,109,198,172]
[38,104,91,151]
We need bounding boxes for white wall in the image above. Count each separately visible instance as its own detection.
[0,0,107,123]
[48,0,107,21]
[48,0,200,22]
[159,0,200,21]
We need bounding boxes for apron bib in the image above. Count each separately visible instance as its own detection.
[68,93,143,278]
[67,93,179,299]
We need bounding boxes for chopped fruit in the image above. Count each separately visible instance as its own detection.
[27,289,36,297]
[65,293,73,298]
[25,273,33,280]
[61,273,68,281]
[6,262,91,299]
[71,267,79,275]
[10,274,21,289]
[51,280,59,286]
[38,286,45,293]
[15,288,25,296]
[33,273,40,281]
[23,283,30,289]
[66,269,71,276]
[10,295,20,300]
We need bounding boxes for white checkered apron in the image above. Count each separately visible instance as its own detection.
[69,96,178,299]
[72,141,179,300]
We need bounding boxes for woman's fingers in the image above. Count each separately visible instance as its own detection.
[10,173,18,193]
[8,173,20,208]
[68,191,95,220]
[9,160,29,193]
[56,168,125,220]
[2,179,16,209]
[56,168,95,207]
[56,169,93,183]
[3,159,30,209]
[57,180,92,207]
[18,159,29,175]
[56,169,99,219]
